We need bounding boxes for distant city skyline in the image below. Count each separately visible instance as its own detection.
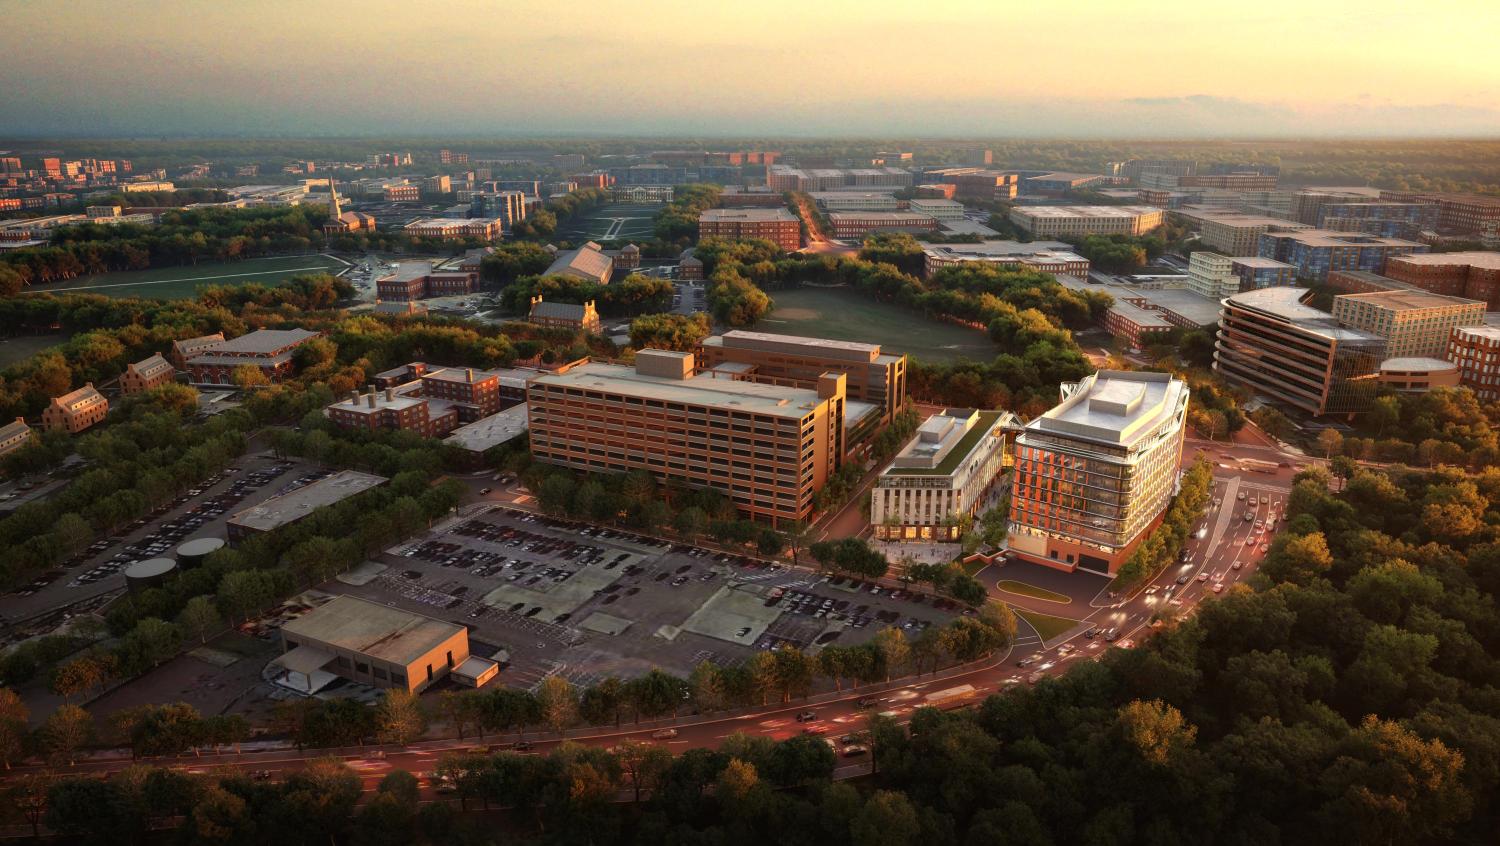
[3,0,1499,137]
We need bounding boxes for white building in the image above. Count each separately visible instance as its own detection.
[907,198,967,221]
[870,409,1018,543]
[1186,251,1239,298]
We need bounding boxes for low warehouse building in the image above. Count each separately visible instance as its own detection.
[274,595,475,694]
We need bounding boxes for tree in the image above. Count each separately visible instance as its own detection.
[51,655,107,702]
[1117,699,1198,766]
[9,773,50,839]
[119,617,182,673]
[615,739,673,804]
[44,704,93,766]
[176,595,222,644]
[688,661,726,714]
[536,674,578,735]
[230,364,270,389]
[851,789,922,846]
[191,785,251,844]
[673,506,707,542]
[1317,427,1344,459]
[377,689,427,745]
[579,678,625,728]
[0,688,27,769]
[872,627,910,682]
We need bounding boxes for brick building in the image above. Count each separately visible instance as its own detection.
[185,328,320,386]
[528,296,602,334]
[170,334,224,369]
[697,208,802,252]
[42,384,108,433]
[0,418,34,458]
[1381,252,1500,309]
[1448,326,1500,401]
[120,354,175,395]
[826,211,938,239]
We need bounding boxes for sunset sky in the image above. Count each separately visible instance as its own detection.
[4,0,1499,136]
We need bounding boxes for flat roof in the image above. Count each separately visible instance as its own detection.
[530,361,831,419]
[1388,251,1500,270]
[1334,290,1485,311]
[378,261,434,282]
[1012,205,1162,219]
[1381,357,1457,372]
[444,405,529,453]
[1228,256,1295,269]
[809,191,898,201]
[1226,287,1384,343]
[228,469,387,533]
[699,208,797,222]
[884,410,1014,476]
[827,211,936,221]
[282,595,463,666]
[1109,300,1173,328]
[1262,229,1424,249]
[1029,370,1187,448]
[704,329,885,363]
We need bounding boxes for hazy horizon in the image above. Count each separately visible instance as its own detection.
[3,0,1499,138]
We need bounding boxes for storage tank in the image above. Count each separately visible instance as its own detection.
[175,537,225,569]
[124,557,178,593]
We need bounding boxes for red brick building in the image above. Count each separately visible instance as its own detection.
[325,387,459,438]
[120,354,175,395]
[375,262,478,300]
[42,384,108,433]
[1448,326,1500,402]
[170,334,225,369]
[1380,191,1500,236]
[697,208,802,252]
[185,328,319,386]
[827,212,939,239]
[1382,252,1500,309]
[420,368,501,422]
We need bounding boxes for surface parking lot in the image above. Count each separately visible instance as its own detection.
[336,507,957,690]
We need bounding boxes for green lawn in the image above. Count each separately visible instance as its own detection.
[761,286,995,363]
[28,254,347,300]
[0,333,73,368]
[1014,608,1082,642]
[558,203,662,241]
[996,579,1072,604]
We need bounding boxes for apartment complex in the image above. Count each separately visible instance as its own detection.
[1214,287,1387,417]
[1381,252,1500,309]
[528,296,602,334]
[120,354,175,395]
[1448,326,1500,401]
[871,409,1018,543]
[1229,257,1296,290]
[543,241,615,286]
[375,261,479,300]
[42,384,108,433]
[765,165,912,192]
[1186,251,1239,299]
[697,208,802,252]
[1380,191,1500,236]
[922,241,1090,278]
[1256,230,1427,281]
[1330,290,1485,359]
[1007,371,1188,575]
[277,595,475,694]
[184,328,320,386]
[1008,205,1164,238]
[697,329,908,423]
[527,351,849,524]
[827,211,938,239]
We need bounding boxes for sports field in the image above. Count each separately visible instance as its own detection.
[557,203,661,242]
[27,254,348,300]
[761,286,995,363]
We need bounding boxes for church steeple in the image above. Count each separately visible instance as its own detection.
[328,177,342,219]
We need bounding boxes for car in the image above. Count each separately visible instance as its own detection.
[1176,574,1190,585]
[1231,560,1243,570]
[1246,536,1257,546]
[796,710,817,722]
[1115,638,1137,649]
[479,487,491,495]
[856,696,880,708]
[802,725,828,735]
[1057,644,1075,656]
[1243,511,1254,521]
[1083,626,1100,639]
[1103,627,1119,641]
[1236,491,1247,501]
[1260,496,1269,505]
[1026,671,1044,684]
[250,769,273,781]
[1211,582,1225,593]
[842,745,869,757]
[671,575,689,586]
[1197,571,1209,582]
[1259,543,1269,553]
[651,728,679,739]
[513,740,534,752]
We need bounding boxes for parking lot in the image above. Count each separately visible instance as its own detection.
[1,454,331,634]
[332,507,959,691]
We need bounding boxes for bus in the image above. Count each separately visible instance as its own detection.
[922,684,979,711]
[1238,458,1278,474]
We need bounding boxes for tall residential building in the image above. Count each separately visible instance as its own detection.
[1007,371,1188,575]
[1008,205,1164,238]
[1381,252,1500,309]
[697,208,802,252]
[1379,191,1500,236]
[1256,230,1427,281]
[871,409,1018,543]
[526,351,849,525]
[1329,290,1485,359]
[1214,287,1386,417]
[1228,257,1296,290]
[1185,252,1239,298]
[42,384,108,433]
[1447,326,1500,401]
[697,330,908,424]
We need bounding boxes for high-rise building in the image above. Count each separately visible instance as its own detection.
[1256,230,1427,281]
[871,409,1018,543]
[697,330,907,424]
[526,351,849,525]
[1185,251,1239,298]
[1007,371,1188,575]
[1214,287,1386,416]
[1447,326,1500,401]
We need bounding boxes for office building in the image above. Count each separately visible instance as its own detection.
[120,354,175,395]
[827,211,938,239]
[470,191,527,227]
[0,418,33,458]
[1022,172,1105,195]
[443,404,530,463]
[698,208,802,252]
[1109,159,1195,183]
[1008,205,1164,238]
[276,595,479,694]
[227,470,387,541]
[1380,191,1500,236]
[184,328,320,386]
[42,384,108,433]
[1186,252,1239,298]
[1103,299,1175,347]
[871,409,1018,543]
[1142,172,1278,191]
[1214,287,1387,416]
[528,296,602,334]
[1312,201,1439,238]
[697,329,908,423]
[810,192,901,212]
[1448,326,1500,401]
[1256,230,1427,281]
[907,198,966,221]
[719,186,786,207]
[543,241,615,285]
[1007,371,1188,575]
[527,351,850,525]
[1330,290,1485,358]
[1381,252,1500,309]
[922,241,1090,278]
[403,217,504,241]
[1228,256,1296,290]
[1174,209,1310,256]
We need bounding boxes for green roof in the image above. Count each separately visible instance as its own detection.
[887,411,1003,477]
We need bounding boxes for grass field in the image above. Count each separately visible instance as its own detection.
[0,333,73,368]
[1014,608,1082,642]
[557,203,662,242]
[762,286,995,363]
[28,254,348,300]
[996,579,1072,604]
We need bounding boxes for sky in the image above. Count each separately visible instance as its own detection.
[2,0,1499,137]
